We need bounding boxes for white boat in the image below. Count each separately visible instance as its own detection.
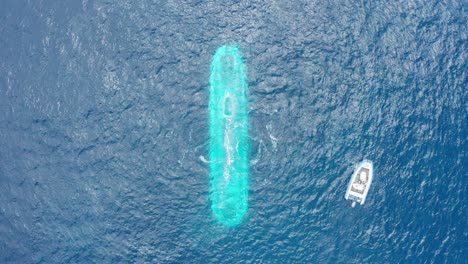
[345,160,373,207]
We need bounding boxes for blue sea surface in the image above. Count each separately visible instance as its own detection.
[0,1,466,263]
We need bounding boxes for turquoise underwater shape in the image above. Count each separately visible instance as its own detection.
[209,46,249,226]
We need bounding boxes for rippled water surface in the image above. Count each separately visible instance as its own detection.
[0,1,466,263]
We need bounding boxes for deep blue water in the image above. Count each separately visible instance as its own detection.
[0,1,466,263]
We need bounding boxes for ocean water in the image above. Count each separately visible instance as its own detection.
[0,0,466,263]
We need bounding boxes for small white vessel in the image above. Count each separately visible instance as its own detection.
[345,160,373,207]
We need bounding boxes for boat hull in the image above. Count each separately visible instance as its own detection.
[345,160,373,205]
[209,46,249,226]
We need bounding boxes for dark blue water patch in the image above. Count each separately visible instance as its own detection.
[0,0,466,263]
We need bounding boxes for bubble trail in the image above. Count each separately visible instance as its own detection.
[209,46,249,226]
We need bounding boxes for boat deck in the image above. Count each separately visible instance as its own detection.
[350,167,370,195]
